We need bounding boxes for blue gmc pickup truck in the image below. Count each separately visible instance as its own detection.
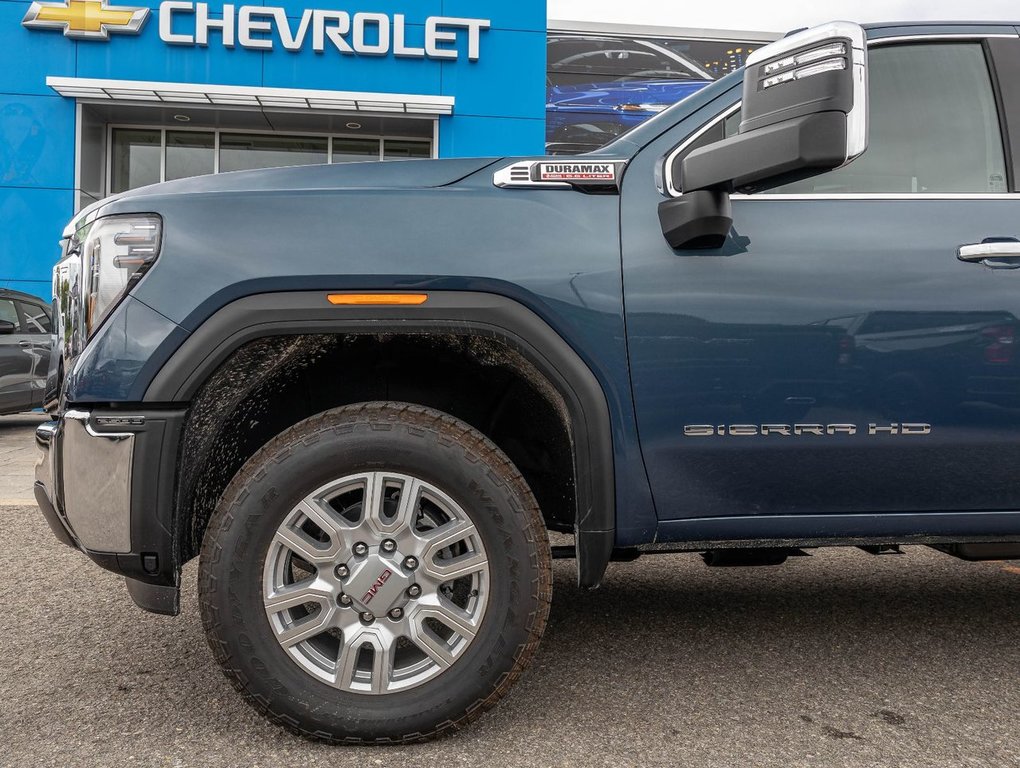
[35,20,1020,743]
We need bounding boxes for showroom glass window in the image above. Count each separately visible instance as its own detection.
[218,133,328,173]
[688,42,1008,194]
[110,129,161,192]
[166,131,215,182]
[110,130,432,194]
[382,139,432,159]
[332,137,382,163]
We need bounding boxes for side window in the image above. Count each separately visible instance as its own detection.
[682,110,736,156]
[0,299,20,331]
[17,302,51,334]
[687,42,1008,195]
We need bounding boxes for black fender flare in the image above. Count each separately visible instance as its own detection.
[145,290,616,588]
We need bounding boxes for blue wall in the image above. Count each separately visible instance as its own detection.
[0,0,547,294]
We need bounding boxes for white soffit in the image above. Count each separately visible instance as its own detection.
[46,77,455,115]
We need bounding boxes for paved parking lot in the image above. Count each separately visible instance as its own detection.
[2,417,1020,767]
[0,413,47,504]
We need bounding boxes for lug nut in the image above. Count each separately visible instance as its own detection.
[407,584,422,598]
[338,593,352,607]
[388,607,403,620]
[361,612,375,623]
[334,564,349,579]
[352,542,368,557]
[381,539,397,553]
[403,556,418,570]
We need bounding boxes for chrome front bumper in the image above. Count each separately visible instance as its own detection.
[36,406,187,614]
[34,420,75,549]
[35,410,137,554]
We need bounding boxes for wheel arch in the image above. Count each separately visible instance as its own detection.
[146,291,616,588]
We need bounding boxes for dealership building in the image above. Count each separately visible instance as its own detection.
[0,0,772,294]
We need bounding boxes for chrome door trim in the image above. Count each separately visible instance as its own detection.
[731,193,1020,201]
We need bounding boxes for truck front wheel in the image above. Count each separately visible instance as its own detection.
[198,402,552,743]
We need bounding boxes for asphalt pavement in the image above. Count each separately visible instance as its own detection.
[0,412,47,504]
[2,416,1020,767]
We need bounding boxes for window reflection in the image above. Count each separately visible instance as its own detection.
[110,128,160,193]
[165,130,214,182]
[219,133,328,173]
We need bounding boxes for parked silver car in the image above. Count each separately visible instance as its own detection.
[0,288,52,415]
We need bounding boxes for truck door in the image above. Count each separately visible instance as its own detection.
[621,32,1020,526]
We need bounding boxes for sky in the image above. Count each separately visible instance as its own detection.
[547,0,1019,33]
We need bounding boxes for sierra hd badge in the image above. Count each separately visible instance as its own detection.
[22,0,149,40]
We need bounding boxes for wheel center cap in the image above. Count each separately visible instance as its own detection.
[344,552,410,613]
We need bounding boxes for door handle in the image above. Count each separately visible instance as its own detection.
[958,238,1020,267]
[18,341,32,348]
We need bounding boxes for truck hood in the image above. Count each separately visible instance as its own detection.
[66,157,502,236]
[115,156,502,198]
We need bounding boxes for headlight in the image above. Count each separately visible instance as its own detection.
[72,214,161,337]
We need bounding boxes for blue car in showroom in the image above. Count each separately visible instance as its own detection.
[545,34,720,152]
[546,78,712,153]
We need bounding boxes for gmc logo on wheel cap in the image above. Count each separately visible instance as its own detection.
[361,568,392,604]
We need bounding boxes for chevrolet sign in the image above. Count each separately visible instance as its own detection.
[24,0,490,60]
[22,0,149,40]
[160,4,489,58]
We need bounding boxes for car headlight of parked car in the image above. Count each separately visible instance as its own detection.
[69,214,161,337]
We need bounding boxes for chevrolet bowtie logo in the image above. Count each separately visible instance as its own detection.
[22,0,149,40]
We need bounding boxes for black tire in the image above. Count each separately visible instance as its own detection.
[198,402,552,743]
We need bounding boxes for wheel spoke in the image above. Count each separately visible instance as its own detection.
[264,576,334,614]
[431,595,479,639]
[274,524,337,565]
[334,635,361,690]
[363,474,421,538]
[407,616,455,669]
[392,478,423,532]
[293,499,349,557]
[417,518,475,555]
[332,627,393,693]
[265,577,337,647]
[276,607,335,648]
[412,596,480,640]
[422,550,487,583]
[370,637,396,694]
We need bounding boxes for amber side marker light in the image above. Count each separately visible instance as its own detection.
[326,293,429,306]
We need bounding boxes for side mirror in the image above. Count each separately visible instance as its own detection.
[0,320,15,334]
[659,20,868,249]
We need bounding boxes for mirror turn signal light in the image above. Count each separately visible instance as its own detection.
[326,293,429,306]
